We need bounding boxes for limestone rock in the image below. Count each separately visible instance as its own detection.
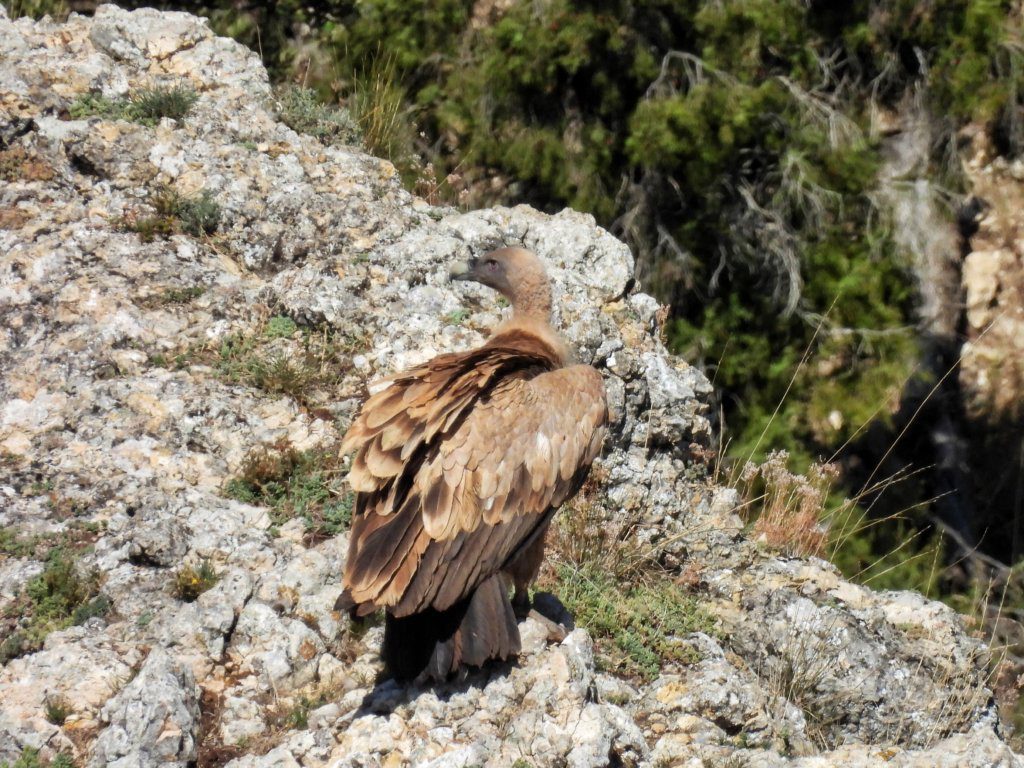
[90,649,200,768]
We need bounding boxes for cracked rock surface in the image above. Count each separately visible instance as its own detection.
[0,6,1021,767]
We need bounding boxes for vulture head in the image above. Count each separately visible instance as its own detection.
[449,247,552,320]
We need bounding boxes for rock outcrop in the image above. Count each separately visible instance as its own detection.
[0,6,1020,767]
[957,133,1024,569]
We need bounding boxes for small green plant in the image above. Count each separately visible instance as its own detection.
[285,697,311,729]
[120,210,175,243]
[0,548,106,664]
[27,479,54,496]
[26,550,94,617]
[223,442,352,540]
[129,85,198,124]
[159,286,205,304]
[44,696,71,726]
[175,190,221,236]
[250,353,316,399]
[120,186,220,242]
[0,632,27,665]
[69,84,198,127]
[1,753,77,768]
[0,747,41,768]
[68,93,126,121]
[173,559,218,602]
[0,527,38,558]
[314,492,354,538]
[3,0,67,20]
[275,86,361,146]
[443,309,470,326]
[71,594,111,625]
[264,316,299,338]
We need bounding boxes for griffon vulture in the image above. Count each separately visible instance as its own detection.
[336,247,608,681]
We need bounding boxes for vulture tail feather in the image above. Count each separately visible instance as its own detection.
[381,573,520,681]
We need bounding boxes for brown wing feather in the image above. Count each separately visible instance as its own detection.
[341,334,607,618]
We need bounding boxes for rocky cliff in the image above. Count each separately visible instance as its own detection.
[0,6,1020,767]
[958,130,1024,567]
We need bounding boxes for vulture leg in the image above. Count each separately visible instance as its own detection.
[504,525,549,619]
[382,572,520,682]
[512,590,530,618]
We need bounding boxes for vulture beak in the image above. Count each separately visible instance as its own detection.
[448,257,477,282]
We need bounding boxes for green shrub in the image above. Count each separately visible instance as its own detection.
[176,190,221,236]
[158,286,205,304]
[26,548,99,622]
[129,84,198,124]
[68,93,125,121]
[0,526,37,557]
[44,696,71,726]
[264,316,299,338]
[0,748,76,768]
[0,747,42,768]
[275,85,361,146]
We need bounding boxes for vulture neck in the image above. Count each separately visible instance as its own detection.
[508,272,552,323]
[492,285,568,367]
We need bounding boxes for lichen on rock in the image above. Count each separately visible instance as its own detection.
[0,5,1020,768]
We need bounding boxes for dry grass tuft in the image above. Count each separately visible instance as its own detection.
[119,185,221,242]
[348,54,415,171]
[737,450,840,559]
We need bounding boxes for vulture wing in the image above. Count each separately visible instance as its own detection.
[341,342,607,619]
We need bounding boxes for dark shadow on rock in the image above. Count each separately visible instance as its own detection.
[352,655,518,719]
[348,597,574,719]
[532,591,575,630]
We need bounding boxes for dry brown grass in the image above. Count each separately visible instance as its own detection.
[737,450,839,559]
[545,465,643,580]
